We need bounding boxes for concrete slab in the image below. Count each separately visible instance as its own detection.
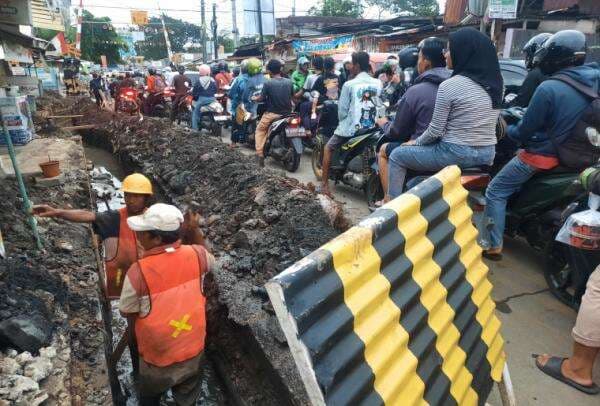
[0,136,84,178]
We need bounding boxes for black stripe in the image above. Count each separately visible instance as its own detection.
[412,178,494,402]
[370,208,457,406]
[277,249,383,406]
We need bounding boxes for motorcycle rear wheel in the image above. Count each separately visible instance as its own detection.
[284,149,301,172]
[211,122,222,138]
[365,172,384,208]
[543,241,578,310]
[312,138,324,181]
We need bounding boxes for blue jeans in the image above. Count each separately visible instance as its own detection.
[192,96,215,130]
[388,141,496,198]
[484,156,538,249]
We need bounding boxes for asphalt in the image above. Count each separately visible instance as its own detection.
[224,129,600,405]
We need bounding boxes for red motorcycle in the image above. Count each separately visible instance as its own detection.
[173,93,194,127]
[117,87,141,115]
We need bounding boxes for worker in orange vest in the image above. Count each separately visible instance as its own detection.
[119,203,213,405]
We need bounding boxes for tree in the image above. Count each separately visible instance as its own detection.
[76,10,128,64]
[367,0,439,17]
[134,15,204,60]
[308,0,363,18]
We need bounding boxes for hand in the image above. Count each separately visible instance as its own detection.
[183,210,201,229]
[402,139,416,146]
[376,117,388,128]
[32,204,61,218]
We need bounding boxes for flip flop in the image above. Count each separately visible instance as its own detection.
[534,354,600,395]
[482,251,503,261]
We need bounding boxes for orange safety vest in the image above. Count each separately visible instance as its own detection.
[104,207,139,300]
[135,244,207,367]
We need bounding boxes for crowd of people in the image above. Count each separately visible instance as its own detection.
[70,26,600,403]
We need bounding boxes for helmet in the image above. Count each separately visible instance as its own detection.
[534,30,587,75]
[233,66,240,76]
[240,59,249,74]
[122,173,153,195]
[177,65,185,74]
[297,56,309,67]
[246,58,262,76]
[523,33,552,69]
[210,63,219,75]
[218,61,228,72]
[199,64,211,76]
[398,46,419,69]
[148,67,156,75]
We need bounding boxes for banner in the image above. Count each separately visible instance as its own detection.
[292,35,354,55]
[100,55,108,68]
[0,0,32,26]
[489,0,518,19]
[130,10,149,26]
[243,0,275,36]
[1,41,33,64]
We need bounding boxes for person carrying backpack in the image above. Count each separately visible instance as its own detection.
[484,30,600,260]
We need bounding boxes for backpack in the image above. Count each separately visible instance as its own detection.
[548,73,600,170]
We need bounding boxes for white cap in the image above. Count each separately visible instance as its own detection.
[127,203,184,232]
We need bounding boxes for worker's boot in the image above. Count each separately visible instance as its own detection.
[257,156,265,168]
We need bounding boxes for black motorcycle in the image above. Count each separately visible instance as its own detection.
[261,113,305,172]
[312,127,384,206]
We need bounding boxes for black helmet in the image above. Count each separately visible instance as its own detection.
[398,46,419,69]
[177,65,185,74]
[148,67,156,75]
[534,30,587,75]
[417,37,446,68]
[217,61,227,72]
[210,63,219,75]
[523,33,552,69]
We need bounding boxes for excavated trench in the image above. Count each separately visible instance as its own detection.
[70,96,348,405]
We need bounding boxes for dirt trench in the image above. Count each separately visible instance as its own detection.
[67,97,347,404]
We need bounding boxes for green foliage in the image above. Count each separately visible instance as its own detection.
[35,28,59,42]
[134,15,203,60]
[367,0,439,17]
[308,0,363,18]
[76,10,128,65]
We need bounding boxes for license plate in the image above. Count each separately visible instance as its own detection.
[286,127,306,138]
[214,115,228,122]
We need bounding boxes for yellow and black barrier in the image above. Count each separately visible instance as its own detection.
[266,166,506,406]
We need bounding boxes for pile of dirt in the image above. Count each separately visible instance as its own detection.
[0,166,110,404]
[73,99,346,404]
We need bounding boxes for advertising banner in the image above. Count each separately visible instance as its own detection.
[489,0,519,19]
[131,10,149,26]
[292,35,354,55]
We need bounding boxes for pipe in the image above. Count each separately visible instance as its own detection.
[1,125,43,251]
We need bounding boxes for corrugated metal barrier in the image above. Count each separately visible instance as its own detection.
[266,166,506,406]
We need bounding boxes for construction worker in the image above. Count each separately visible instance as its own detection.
[32,173,153,299]
[119,203,213,405]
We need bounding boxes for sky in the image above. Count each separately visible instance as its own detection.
[75,0,447,37]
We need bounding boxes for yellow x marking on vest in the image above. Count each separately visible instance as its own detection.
[169,314,192,338]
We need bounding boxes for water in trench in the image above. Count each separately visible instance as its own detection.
[84,144,229,405]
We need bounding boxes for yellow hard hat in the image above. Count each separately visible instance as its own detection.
[122,173,153,195]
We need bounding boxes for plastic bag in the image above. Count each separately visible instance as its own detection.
[556,193,600,250]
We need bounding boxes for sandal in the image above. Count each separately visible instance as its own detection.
[483,250,503,261]
[534,355,600,395]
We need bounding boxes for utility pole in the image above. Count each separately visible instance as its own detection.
[231,0,239,48]
[256,0,264,59]
[157,2,173,62]
[75,0,83,51]
[212,3,218,60]
[201,0,208,61]
[292,0,296,16]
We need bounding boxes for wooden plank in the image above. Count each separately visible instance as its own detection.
[59,124,96,130]
[46,115,85,119]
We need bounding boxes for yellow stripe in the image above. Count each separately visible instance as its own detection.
[438,167,506,382]
[387,193,480,405]
[324,227,426,405]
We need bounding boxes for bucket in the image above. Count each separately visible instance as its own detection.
[39,160,60,178]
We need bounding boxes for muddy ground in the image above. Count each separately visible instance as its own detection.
[63,97,346,404]
[0,143,110,404]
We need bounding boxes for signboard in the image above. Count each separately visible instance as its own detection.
[292,35,354,55]
[1,41,33,64]
[243,0,275,36]
[100,55,108,68]
[0,0,32,26]
[489,0,518,19]
[131,10,149,26]
[35,67,60,91]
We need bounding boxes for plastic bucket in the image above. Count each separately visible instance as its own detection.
[39,160,60,178]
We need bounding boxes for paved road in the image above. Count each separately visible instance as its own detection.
[224,130,599,405]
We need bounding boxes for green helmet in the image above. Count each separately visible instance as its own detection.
[247,58,262,75]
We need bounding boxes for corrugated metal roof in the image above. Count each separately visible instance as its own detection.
[444,0,468,25]
[31,0,65,31]
[543,0,600,13]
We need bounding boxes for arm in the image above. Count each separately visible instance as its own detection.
[32,205,96,223]
[337,83,350,122]
[414,83,452,146]
[507,86,552,143]
[511,69,543,108]
[181,210,206,247]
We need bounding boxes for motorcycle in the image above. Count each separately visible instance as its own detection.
[116,87,140,115]
[173,93,194,127]
[197,100,227,138]
[312,127,383,205]
[142,89,170,117]
[215,86,231,127]
[263,113,306,172]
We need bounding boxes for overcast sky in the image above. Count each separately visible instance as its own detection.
[76,0,447,36]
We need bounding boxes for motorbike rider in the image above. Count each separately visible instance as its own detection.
[387,27,501,199]
[191,64,218,131]
[215,61,233,91]
[115,72,137,112]
[252,59,294,167]
[89,72,105,107]
[144,67,167,115]
[510,33,552,108]
[170,65,192,122]
[398,46,419,86]
[229,60,250,147]
[484,30,600,260]
[338,56,353,90]
[320,51,382,196]
[292,56,310,94]
[298,56,325,137]
[375,37,451,205]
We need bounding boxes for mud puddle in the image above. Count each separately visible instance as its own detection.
[84,144,228,405]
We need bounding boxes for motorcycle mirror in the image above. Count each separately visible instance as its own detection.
[587,127,600,147]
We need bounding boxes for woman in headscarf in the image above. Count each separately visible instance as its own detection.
[386,27,503,200]
[191,64,218,131]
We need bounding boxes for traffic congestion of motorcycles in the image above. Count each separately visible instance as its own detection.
[89,29,600,314]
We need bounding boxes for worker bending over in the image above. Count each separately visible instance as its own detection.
[119,204,213,405]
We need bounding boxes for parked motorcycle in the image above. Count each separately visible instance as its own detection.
[116,87,140,115]
[262,114,305,172]
[197,100,228,138]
